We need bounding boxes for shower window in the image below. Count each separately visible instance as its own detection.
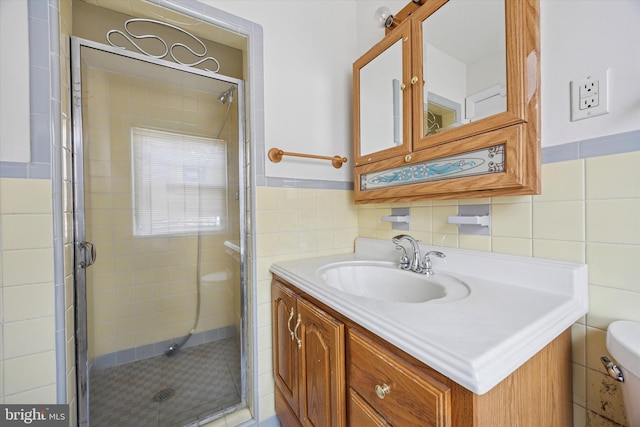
[131,127,228,236]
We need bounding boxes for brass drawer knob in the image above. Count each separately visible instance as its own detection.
[404,154,412,162]
[375,383,390,399]
[411,76,419,85]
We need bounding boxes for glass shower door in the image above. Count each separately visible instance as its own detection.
[72,38,246,427]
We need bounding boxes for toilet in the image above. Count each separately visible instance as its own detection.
[606,320,640,427]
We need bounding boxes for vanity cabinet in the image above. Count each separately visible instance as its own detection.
[272,274,573,426]
[353,0,540,203]
[272,280,346,426]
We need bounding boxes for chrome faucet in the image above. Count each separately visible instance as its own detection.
[392,234,445,276]
[392,234,422,272]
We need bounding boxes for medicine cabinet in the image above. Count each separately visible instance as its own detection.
[353,0,540,203]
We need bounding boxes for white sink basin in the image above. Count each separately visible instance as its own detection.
[318,261,470,303]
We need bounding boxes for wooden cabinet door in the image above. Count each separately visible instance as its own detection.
[272,281,299,415]
[297,298,346,427]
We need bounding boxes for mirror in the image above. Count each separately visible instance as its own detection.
[422,0,506,137]
[359,37,404,157]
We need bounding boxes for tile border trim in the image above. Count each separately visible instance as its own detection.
[91,326,237,371]
[542,129,640,164]
[260,175,354,191]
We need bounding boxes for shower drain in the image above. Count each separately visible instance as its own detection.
[152,388,176,402]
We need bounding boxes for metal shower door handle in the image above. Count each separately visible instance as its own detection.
[80,241,97,268]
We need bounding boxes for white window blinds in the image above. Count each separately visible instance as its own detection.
[131,127,228,236]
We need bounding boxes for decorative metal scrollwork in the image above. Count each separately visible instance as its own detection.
[487,145,505,172]
[487,161,504,173]
[106,18,221,73]
[487,145,505,158]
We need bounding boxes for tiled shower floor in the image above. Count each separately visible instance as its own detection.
[89,337,242,427]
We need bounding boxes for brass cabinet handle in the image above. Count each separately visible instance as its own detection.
[293,313,302,349]
[287,307,295,341]
[410,76,419,85]
[404,154,412,162]
[399,82,406,91]
[375,383,390,399]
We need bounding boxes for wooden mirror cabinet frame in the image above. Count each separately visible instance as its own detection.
[353,0,540,203]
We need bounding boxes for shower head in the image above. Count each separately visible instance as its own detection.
[218,86,236,104]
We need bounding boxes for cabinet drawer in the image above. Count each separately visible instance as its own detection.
[348,330,451,427]
[349,388,391,426]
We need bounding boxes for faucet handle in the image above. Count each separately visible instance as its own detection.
[421,251,446,276]
[394,245,411,270]
[423,250,446,260]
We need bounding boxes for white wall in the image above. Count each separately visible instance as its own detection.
[210,0,640,177]
[204,1,358,182]
[355,0,407,56]
[540,0,640,146]
[0,0,30,162]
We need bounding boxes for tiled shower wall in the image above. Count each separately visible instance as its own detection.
[82,66,241,361]
[357,151,640,427]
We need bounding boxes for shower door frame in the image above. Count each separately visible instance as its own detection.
[70,36,248,427]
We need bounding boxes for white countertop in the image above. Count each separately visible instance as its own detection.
[270,237,588,395]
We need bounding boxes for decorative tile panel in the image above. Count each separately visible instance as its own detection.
[361,144,505,190]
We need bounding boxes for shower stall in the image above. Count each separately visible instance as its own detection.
[71,31,247,426]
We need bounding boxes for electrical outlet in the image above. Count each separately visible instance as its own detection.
[571,69,610,121]
[580,96,599,110]
[579,80,599,98]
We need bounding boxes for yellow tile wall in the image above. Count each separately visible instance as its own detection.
[0,178,56,404]
[254,186,359,420]
[356,152,640,427]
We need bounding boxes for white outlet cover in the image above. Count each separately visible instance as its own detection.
[570,69,610,121]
